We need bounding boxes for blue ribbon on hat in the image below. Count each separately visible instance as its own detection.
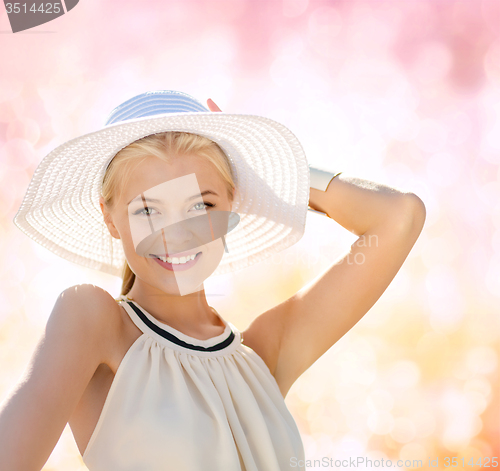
[105,90,210,126]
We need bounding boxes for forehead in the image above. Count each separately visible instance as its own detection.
[128,173,203,206]
[121,154,224,203]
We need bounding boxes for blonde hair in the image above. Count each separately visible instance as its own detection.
[101,132,236,296]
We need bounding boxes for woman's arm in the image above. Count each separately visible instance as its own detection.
[0,285,113,470]
[245,173,426,397]
[307,173,424,236]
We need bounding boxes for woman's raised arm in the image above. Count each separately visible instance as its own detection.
[0,284,114,470]
[244,174,426,398]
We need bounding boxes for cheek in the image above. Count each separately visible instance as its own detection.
[204,238,225,263]
[115,219,140,255]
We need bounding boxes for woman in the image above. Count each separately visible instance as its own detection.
[0,90,426,470]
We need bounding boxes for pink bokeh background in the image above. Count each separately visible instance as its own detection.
[1,0,499,469]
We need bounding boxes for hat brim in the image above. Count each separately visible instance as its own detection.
[13,112,310,277]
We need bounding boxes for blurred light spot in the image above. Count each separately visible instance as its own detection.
[425,264,465,334]
[0,79,23,104]
[38,81,83,119]
[311,433,335,456]
[483,100,500,152]
[306,401,325,423]
[0,284,26,322]
[310,411,339,436]
[426,152,462,188]
[297,373,326,403]
[200,27,237,64]
[409,409,436,438]
[283,0,309,18]
[415,118,448,153]
[298,102,354,166]
[353,132,387,168]
[367,389,394,412]
[386,110,420,142]
[466,346,498,375]
[443,111,472,146]
[387,360,421,389]
[492,230,500,253]
[391,417,416,443]
[385,79,420,111]
[485,258,500,296]
[346,407,370,433]
[339,58,399,96]
[463,314,500,345]
[441,388,480,450]
[484,37,500,87]
[269,56,305,89]
[464,376,492,398]
[1,138,36,170]
[475,181,500,212]
[337,343,377,385]
[335,383,365,405]
[269,29,305,58]
[351,11,396,53]
[338,435,365,455]
[367,411,394,434]
[6,119,41,146]
[464,391,488,415]
[307,6,342,58]
[416,331,450,361]
[413,41,453,84]
[399,442,427,464]
[421,232,462,266]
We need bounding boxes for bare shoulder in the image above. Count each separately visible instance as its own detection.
[52,284,122,362]
[0,285,122,469]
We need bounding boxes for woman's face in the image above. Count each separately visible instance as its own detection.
[105,153,234,296]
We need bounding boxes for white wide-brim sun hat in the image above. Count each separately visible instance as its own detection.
[13,90,311,277]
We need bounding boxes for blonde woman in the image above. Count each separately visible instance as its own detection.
[0,90,426,470]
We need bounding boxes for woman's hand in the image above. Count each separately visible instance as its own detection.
[207,98,222,112]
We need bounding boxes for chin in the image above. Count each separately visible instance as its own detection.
[155,278,205,297]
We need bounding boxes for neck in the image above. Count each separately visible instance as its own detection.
[125,277,224,335]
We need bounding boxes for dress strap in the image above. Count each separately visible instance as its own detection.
[116,295,240,354]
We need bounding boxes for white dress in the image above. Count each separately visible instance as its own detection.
[82,295,306,470]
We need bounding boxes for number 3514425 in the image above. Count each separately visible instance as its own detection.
[5,3,62,14]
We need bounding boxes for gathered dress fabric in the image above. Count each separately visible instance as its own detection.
[82,295,305,471]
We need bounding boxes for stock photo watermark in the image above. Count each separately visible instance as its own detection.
[290,455,499,468]
[263,233,379,269]
[3,0,79,33]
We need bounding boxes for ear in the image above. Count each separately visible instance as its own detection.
[99,195,121,240]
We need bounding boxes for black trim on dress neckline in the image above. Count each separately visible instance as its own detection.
[125,301,235,352]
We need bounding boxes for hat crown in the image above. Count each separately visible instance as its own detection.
[105,90,209,126]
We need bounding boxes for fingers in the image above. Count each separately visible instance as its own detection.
[207,98,222,112]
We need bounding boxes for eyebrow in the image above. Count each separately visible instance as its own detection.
[127,190,219,205]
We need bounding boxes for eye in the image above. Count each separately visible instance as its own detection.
[191,201,215,211]
[132,206,158,216]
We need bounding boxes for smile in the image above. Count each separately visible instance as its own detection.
[151,252,202,272]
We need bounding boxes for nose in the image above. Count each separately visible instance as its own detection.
[158,218,194,252]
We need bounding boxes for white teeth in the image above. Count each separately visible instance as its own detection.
[156,253,198,264]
